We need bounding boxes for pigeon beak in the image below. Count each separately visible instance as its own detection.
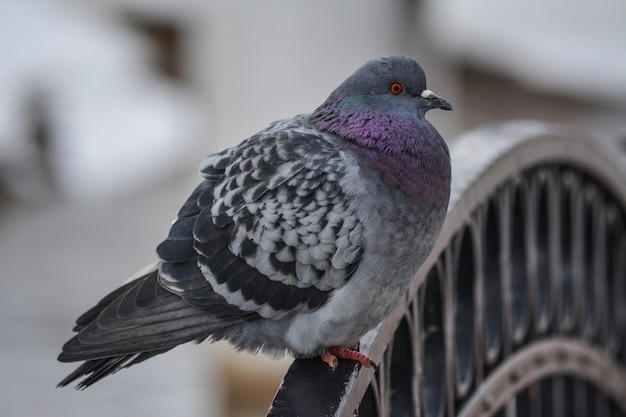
[420,89,453,111]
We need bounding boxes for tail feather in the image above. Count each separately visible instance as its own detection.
[57,350,168,389]
[57,268,243,388]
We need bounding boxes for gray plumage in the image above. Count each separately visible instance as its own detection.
[58,56,452,388]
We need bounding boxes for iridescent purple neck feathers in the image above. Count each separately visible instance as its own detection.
[310,99,450,205]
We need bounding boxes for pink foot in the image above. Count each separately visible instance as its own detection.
[322,346,378,370]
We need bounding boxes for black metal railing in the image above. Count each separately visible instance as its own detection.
[267,121,626,417]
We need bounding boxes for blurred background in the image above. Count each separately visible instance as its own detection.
[0,1,624,416]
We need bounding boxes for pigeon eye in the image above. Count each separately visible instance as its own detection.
[389,82,403,95]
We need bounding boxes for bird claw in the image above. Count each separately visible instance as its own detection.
[321,350,339,369]
[322,346,377,371]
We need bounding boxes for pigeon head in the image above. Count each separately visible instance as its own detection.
[310,56,451,149]
[310,56,451,200]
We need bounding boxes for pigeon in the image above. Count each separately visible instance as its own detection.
[58,56,452,389]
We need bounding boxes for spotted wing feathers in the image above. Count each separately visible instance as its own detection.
[158,118,365,319]
[58,118,367,388]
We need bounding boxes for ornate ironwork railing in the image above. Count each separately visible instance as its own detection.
[266,121,626,417]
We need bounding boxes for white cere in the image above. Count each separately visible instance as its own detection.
[420,89,435,99]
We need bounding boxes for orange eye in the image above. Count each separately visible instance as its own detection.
[389,82,403,95]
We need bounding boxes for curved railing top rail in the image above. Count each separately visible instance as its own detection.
[446,120,626,237]
[267,120,626,417]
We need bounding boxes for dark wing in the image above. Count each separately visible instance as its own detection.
[57,268,240,388]
[58,119,366,388]
[157,119,365,319]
